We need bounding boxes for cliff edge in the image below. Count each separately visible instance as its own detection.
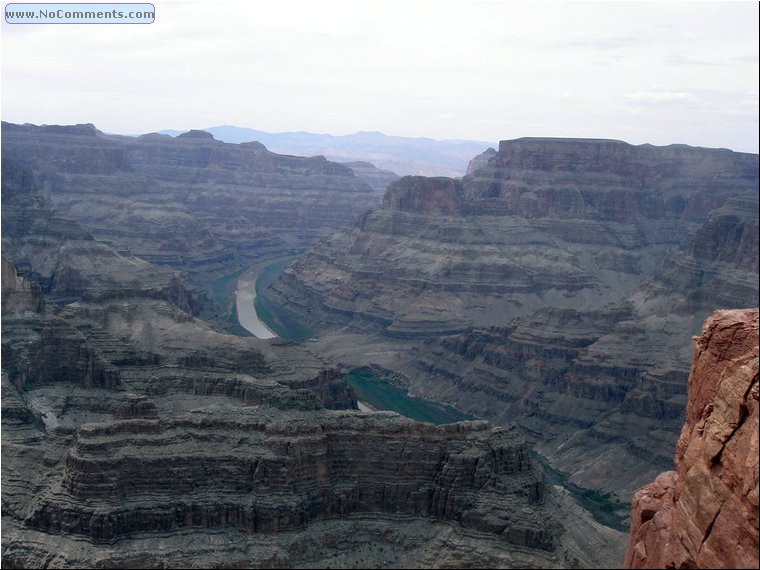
[624,308,759,569]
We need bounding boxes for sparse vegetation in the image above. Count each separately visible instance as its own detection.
[529,449,630,531]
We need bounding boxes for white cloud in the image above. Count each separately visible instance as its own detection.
[624,92,699,105]
[1,0,758,152]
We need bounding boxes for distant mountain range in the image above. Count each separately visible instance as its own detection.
[158,125,494,177]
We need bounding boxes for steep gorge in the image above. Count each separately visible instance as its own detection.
[265,138,759,497]
[1,122,383,284]
[1,129,628,567]
[3,128,757,567]
[1,253,624,568]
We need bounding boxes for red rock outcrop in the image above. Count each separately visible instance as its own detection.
[624,308,759,569]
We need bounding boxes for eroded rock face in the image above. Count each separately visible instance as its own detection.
[264,138,757,497]
[1,157,210,314]
[0,290,624,568]
[382,176,465,216]
[1,257,44,314]
[1,122,381,281]
[466,147,497,175]
[624,308,759,569]
[1,149,625,567]
[26,414,546,543]
[269,137,757,338]
[343,160,400,194]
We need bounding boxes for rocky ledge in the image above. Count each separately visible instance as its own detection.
[27,414,545,544]
[624,308,759,569]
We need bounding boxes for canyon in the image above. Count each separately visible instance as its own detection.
[2,123,757,568]
[10,241,620,567]
[2,124,625,568]
[1,122,384,287]
[265,137,759,499]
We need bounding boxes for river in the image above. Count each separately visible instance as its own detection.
[234,258,289,339]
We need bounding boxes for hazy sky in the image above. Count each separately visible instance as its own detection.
[2,1,758,152]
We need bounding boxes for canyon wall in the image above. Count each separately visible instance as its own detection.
[265,138,759,496]
[1,252,625,568]
[2,132,625,567]
[270,138,756,336]
[4,130,754,566]
[1,122,382,282]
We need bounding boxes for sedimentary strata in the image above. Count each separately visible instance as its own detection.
[266,138,758,497]
[1,135,625,567]
[1,122,380,281]
[269,138,757,336]
[1,254,625,568]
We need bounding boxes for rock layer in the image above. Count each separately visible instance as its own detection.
[269,137,757,337]
[26,413,546,545]
[343,161,400,194]
[1,157,210,315]
[1,288,625,568]
[1,122,380,281]
[624,308,759,569]
[2,146,626,567]
[266,138,758,497]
